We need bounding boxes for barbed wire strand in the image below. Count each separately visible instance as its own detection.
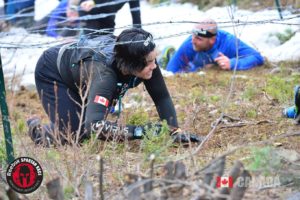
[1,2,300,160]
[1,0,299,31]
[0,13,299,49]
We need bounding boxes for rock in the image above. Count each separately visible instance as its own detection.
[276,149,300,162]
[286,192,300,200]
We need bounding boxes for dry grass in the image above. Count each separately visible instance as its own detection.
[1,62,300,199]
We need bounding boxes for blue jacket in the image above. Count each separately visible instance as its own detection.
[6,0,35,22]
[46,0,68,37]
[166,30,264,73]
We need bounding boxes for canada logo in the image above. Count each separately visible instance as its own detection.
[216,176,233,188]
[94,95,109,107]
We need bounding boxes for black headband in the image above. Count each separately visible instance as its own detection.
[192,29,217,38]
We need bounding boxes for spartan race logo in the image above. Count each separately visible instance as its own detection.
[6,157,43,194]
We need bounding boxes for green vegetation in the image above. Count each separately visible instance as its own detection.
[0,139,7,166]
[242,85,259,101]
[127,109,149,126]
[274,28,296,44]
[15,118,26,134]
[103,142,126,159]
[3,50,300,198]
[246,109,257,118]
[210,95,221,102]
[264,75,293,103]
[64,185,75,199]
[46,149,61,161]
[190,87,202,100]
[132,94,143,103]
[149,0,170,5]
[247,146,281,175]
[141,121,173,161]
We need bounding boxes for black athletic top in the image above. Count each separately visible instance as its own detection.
[79,0,141,34]
[58,35,178,139]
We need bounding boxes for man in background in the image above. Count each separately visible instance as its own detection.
[165,18,264,73]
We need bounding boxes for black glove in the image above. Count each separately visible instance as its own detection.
[133,124,203,143]
[170,128,204,143]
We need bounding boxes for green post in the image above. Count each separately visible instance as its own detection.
[275,0,283,19]
[231,0,237,6]
[0,52,15,164]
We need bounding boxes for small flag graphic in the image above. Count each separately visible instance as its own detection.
[94,95,109,107]
[216,176,233,188]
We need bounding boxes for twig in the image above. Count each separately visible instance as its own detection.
[177,113,225,161]
[99,155,104,200]
[229,170,252,200]
[6,186,19,200]
[263,90,274,102]
[46,177,64,200]
[219,119,273,129]
[146,154,155,192]
[223,114,241,122]
[219,123,247,128]
[219,161,244,197]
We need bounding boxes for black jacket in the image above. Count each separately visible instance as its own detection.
[79,0,141,34]
[58,35,178,138]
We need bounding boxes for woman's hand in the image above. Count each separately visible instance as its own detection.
[170,128,204,143]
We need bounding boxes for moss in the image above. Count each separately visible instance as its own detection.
[127,109,149,126]
[246,146,282,175]
[246,109,257,118]
[264,75,293,103]
[242,85,260,101]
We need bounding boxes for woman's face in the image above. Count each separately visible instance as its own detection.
[134,50,157,80]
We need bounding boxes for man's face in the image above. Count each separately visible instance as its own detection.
[191,34,211,51]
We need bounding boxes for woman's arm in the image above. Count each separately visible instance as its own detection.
[144,64,178,128]
[84,62,139,140]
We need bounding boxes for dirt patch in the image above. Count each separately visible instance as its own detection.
[1,64,300,199]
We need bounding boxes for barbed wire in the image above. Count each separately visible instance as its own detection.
[1,0,299,11]
[1,4,299,22]
[0,12,299,49]
[0,2,299,60]
[1,0,299,23]
[21,14,300,38]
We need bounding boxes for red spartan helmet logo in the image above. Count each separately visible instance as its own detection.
[19,165,31,187]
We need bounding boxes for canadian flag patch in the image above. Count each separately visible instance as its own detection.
[94,95,109,107]
[216,176,233,188]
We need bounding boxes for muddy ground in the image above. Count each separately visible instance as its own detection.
[1,63,300,199]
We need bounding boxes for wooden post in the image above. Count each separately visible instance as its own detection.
[275,0,283,19]
[0,51,14,164]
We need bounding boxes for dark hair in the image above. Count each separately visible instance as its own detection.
[114,28,156,74]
